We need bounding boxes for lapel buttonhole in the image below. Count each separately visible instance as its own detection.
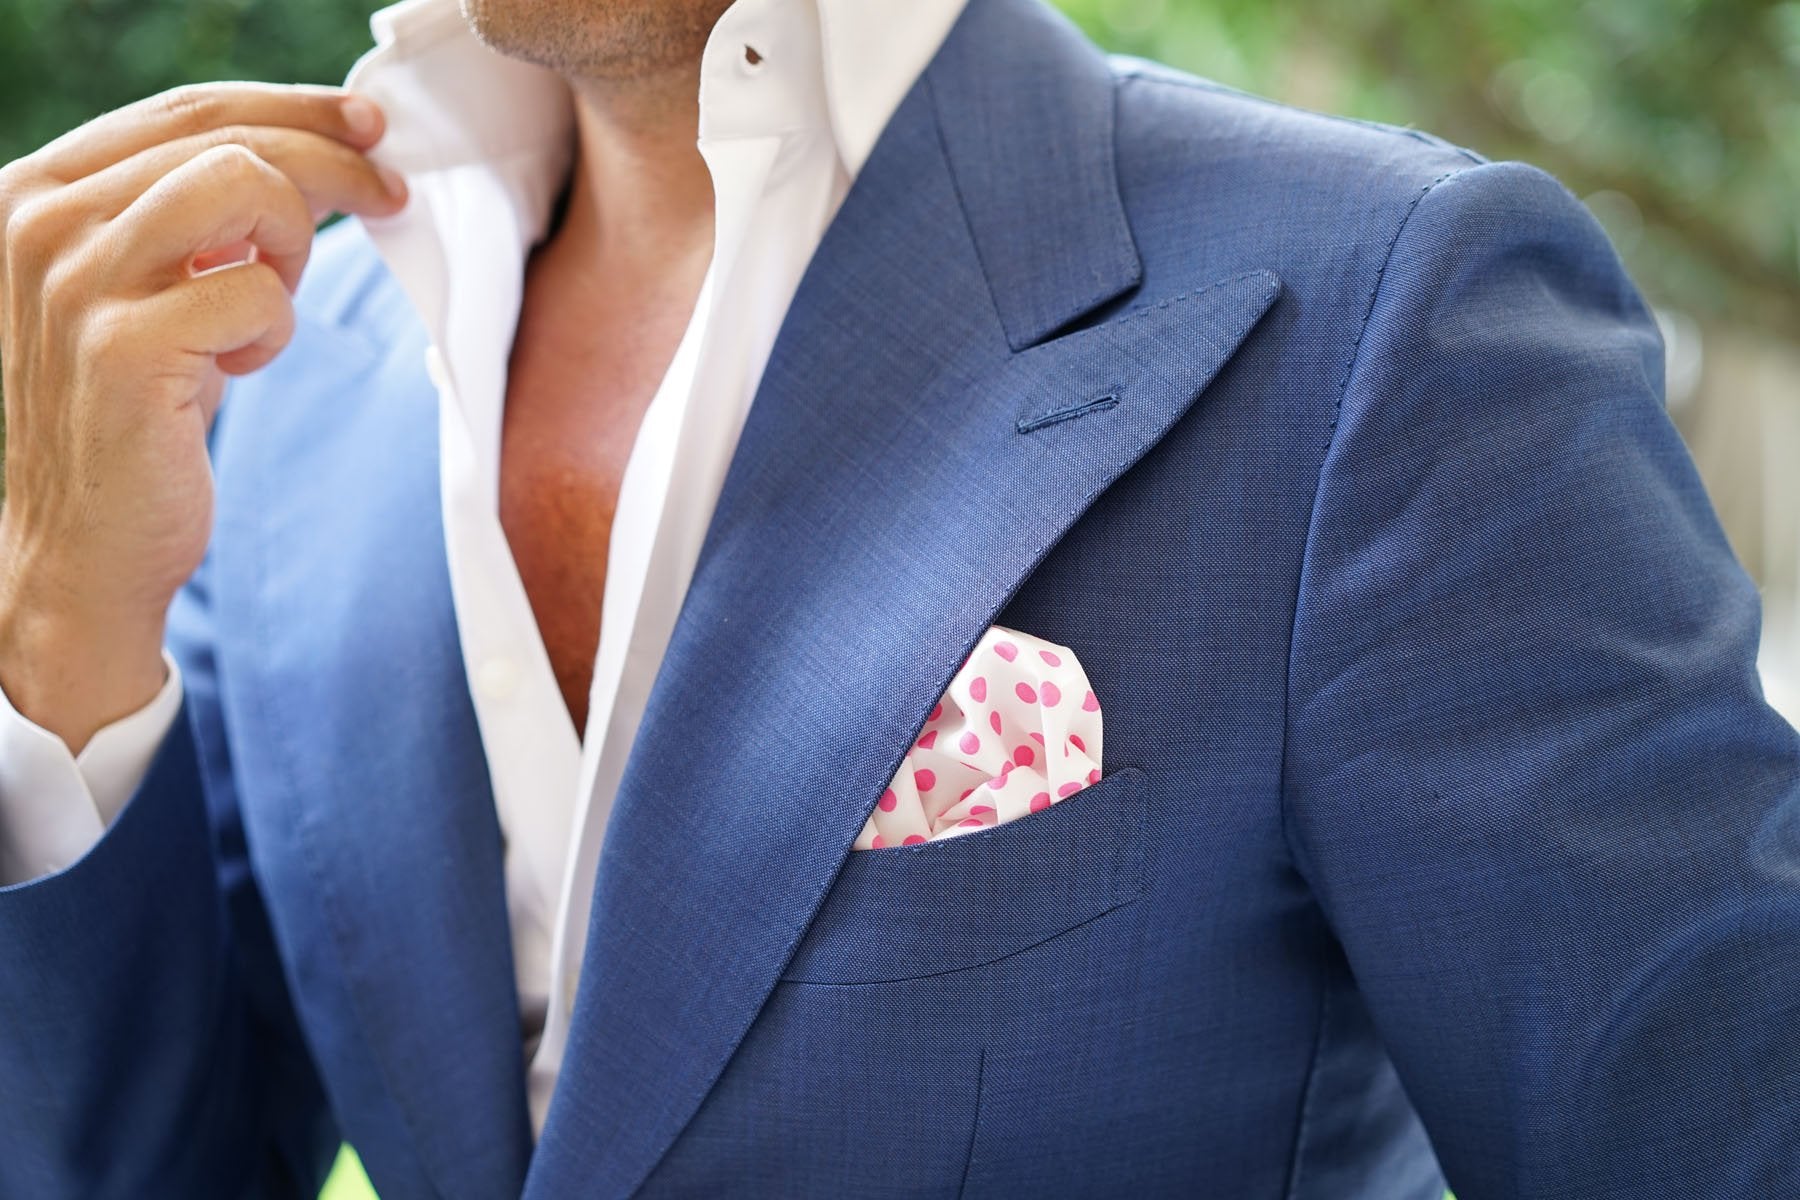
[1017,391,1120,435]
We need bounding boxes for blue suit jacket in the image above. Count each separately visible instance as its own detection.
[4,0,1797,1195]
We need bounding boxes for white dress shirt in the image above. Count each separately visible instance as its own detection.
[0,0,967,1134]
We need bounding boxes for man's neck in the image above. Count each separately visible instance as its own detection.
[544,68,717,286]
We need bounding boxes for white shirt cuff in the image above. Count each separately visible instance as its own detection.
[0,649,184,885]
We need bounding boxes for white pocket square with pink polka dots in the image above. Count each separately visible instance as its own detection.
[853,624,1103,850]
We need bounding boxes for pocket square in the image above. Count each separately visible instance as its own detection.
[854,624,1104,850]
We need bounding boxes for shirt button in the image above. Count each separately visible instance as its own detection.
[474,656,521,702]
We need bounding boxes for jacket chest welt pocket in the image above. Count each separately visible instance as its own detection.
[780,767,1150,985]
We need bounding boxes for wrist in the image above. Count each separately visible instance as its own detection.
[0,545,169,756]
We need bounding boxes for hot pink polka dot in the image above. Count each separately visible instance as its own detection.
[854,625,1106,852]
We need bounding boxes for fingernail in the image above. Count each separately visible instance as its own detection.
[377,165,408,201]
[342,95,381,140]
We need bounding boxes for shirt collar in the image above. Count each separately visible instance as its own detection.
[340,0,967,426]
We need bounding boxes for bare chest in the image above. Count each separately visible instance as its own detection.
[496,277,695,735]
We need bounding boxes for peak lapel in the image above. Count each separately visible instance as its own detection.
[929,0,1143,350]
[527,1,1282,1194]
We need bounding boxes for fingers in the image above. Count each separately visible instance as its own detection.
[0,83,403,319]
[28,83,386,184]
[136,256,296,378]
[104,143,318,294]
[67,123,406,229]
[189,238,257,274]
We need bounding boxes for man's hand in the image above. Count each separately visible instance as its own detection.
[0,82,408,755]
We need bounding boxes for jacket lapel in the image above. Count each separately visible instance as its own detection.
[217,321,534,1197]
[527,0,1281,1194]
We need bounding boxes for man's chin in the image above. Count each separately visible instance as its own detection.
[454,0,726,81]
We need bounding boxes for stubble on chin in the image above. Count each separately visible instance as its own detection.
[458,0,728,81]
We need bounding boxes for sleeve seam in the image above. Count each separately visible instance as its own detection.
[1273,162,1482,881]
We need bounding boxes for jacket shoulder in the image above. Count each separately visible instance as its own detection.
[1110,55,1487,193]
[1104,55,1504,288]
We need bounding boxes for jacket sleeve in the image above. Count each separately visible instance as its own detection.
[0,506,337,1197]
[1282,159,1800,1197]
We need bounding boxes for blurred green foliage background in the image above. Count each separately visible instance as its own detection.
[1,0,1795,1195]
